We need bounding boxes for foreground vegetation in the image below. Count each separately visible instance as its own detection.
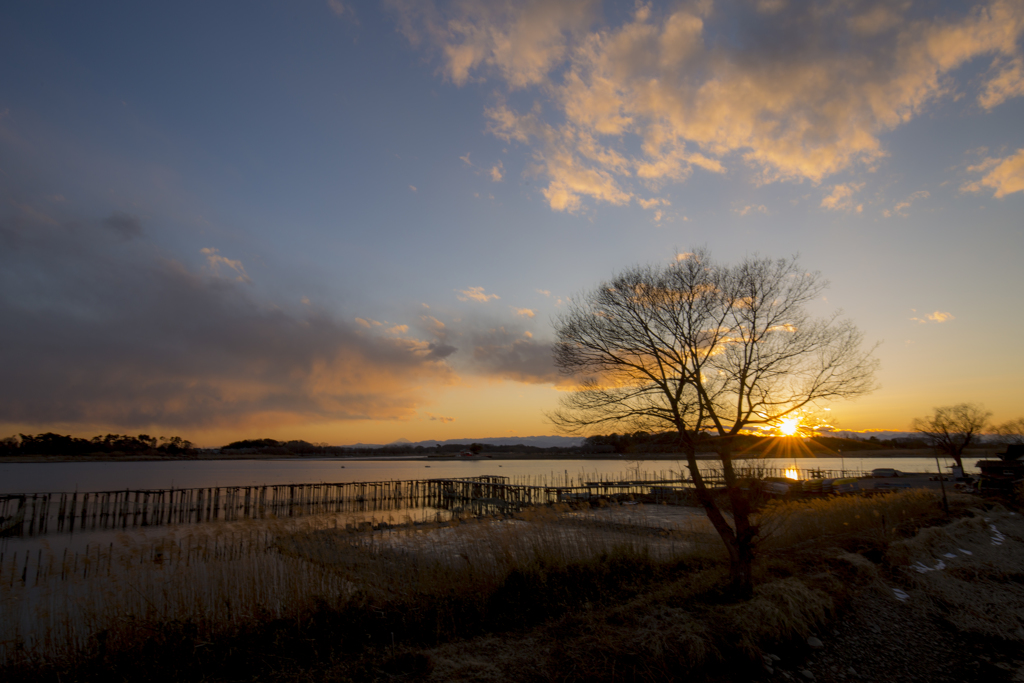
[2,489,1015,679]
[2,489,1022,682]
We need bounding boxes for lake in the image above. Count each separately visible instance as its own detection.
[0,454,973,494]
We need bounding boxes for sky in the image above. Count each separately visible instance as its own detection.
[1,0,1022,447]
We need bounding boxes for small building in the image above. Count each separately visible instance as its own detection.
[976,444,1024,494]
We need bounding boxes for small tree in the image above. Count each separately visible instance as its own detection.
[911,403,992,470]
[992,418,1024,445]
[551,249,877,596]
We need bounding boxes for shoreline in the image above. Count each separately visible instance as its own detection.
[0,447,997,464]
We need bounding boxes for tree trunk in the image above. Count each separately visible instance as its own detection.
[719,437,755,599]
[949,448,964,471]
[682,440,755,598]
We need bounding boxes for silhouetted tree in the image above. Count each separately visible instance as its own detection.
[993,418,1024,445]
[911,403,992,470]
[550,249,877,596]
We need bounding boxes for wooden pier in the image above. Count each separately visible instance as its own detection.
[0,465,867,538]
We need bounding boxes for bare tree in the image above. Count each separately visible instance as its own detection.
[992,418,1024,445]
[912,404,993,468]
[551,250,878,596]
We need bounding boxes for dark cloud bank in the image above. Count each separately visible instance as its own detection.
[0,209,561,432]
[0,210,458,430]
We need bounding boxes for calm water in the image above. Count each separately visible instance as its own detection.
[0,454,972,564]
[0,454,974,494]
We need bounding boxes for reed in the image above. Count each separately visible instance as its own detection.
[0,490,981,682]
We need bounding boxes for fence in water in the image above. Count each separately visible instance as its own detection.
[0,465,868,538]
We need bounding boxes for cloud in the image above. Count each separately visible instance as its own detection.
[201,247,251,283]
[0,210,456,431]
[393,0,599,88]
[847,3,908,36]
[820,183,865,212]
[961,148,1024,197]
[637,197,670,210]
[883,190,930,217]
[327,0,353,18]
[395,0,1024,212]
[457,286,500,302]
[427,413,456,423]
[489,161,504,181]
[102,211,143,239]
[736,204,769,216]
[512,307,535,318]
[409,307,568,386]
[910,310,955,323]
[978,56,1024,109]
[536,288,551,296]
[409,184,417,192]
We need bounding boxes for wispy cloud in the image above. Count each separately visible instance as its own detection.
[489,161,504,181]
[735,204,769,216]
[820,183,865,213]
[961,148,1024,198]
[978,56,1024,109]
[201,247,251,283]
[910,309,955,324]
[637,197,670,210]
[457,286,499,302]
[427,413,456,423]
[394,0,1024,213]
[512,307,535,318]
[883,190,930,217]
[327,0,354,20]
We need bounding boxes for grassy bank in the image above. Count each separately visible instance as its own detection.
[2,490,1021,682]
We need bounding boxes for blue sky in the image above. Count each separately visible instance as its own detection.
[2,0,1023,446]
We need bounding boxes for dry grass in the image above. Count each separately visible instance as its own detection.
[2,491,1011,682]
[755,488,947,550]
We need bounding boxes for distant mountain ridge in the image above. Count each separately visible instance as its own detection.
[344,435,585,449]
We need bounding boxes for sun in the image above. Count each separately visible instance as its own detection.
[778,417,800,436]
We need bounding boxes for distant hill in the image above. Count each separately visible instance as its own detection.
[345,435,585,449]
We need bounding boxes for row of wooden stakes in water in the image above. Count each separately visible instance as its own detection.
[1,468,868,538]
[2,479,522,537]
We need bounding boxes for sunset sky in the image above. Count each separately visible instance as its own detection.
[2,0,1022,446]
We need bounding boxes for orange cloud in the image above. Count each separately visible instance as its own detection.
[396,0,1024,212]
[457,286,500,302]
[820,183,865,213]
[910,310,955,323]
[962,148,1024,198]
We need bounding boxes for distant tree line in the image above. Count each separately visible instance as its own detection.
[582,431,900,455]
[1,433,194,457]
[221,439,340,455]
[5,427,1014,459]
